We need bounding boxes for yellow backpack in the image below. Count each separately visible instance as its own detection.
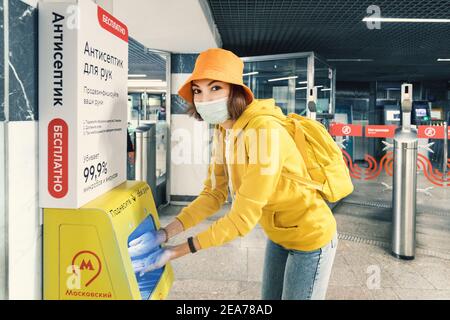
[273,113,354,203]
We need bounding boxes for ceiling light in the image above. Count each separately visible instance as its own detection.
[437,58,450,62]
[295,87,308,90]
[363,17,450,23]
[268,76,298,82]
[298,81,308,84]
[326,59,374,62]
[128,74,147,78]
[243,71,259,76]
[321,88,332,92]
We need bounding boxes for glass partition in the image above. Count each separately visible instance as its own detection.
[0,2,6,297]
[242,52,336,125]
[314,56,334,115]
[0,123,5,300]
[242,56,308,115]
[127,38,171,207]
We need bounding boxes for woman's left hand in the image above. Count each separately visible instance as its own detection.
[133,247,175,276]
[132,237,199,276]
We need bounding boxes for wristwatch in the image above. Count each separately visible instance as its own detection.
[187,236,197,253]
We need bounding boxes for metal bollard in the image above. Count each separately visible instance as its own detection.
[135,124,161,205]
[443,121,448,185]
[392,83,418,260]
[135,126,150,182]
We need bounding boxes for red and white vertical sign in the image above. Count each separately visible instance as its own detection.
[39,0,129,208]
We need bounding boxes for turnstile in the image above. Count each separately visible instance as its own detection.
[391,83,418,260]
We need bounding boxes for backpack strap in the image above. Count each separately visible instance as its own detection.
[281,171,324,192]
[290,116,311,170]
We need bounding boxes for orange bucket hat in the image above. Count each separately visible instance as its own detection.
[177,48,254,105]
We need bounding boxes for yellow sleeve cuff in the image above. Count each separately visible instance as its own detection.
[196,230,214,250]
[175,210,196,230]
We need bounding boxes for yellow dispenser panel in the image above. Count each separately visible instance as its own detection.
[44,180,173,300]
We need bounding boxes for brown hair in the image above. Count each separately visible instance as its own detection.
[186,83,248,121]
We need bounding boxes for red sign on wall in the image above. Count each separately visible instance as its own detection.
[365,125,397,138]
[417,125,446,139]
[98,6,129,43]
[48,118,68,198]
[329,123,363,137]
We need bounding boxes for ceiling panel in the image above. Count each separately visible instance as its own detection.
[208,0,450,81]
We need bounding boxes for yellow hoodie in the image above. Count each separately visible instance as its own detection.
[176,98,337,251]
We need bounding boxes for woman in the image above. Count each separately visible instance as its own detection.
[129,48,338,300]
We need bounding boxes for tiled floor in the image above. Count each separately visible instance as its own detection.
[159,203,450,300]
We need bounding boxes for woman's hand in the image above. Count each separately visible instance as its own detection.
[132,237,201,276]
[163,218,185,240]
[128,230,167,258]
[132,247,175,276]
[128,217,185,258]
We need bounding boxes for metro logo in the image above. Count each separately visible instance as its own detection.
[80,259,95,271]
[71,250,102,287]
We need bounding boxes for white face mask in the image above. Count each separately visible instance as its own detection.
[195,97,230,124]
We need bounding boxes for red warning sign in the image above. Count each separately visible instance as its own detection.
[365,125,397,138]
[417,125,445,139]
[329,123,363,137]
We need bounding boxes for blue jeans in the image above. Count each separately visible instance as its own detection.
[261,232,338,300]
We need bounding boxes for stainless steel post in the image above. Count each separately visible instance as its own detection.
[135,126,149,182]
[392,83,418,260]
[443,121,448,186]
[134,124,161,205]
